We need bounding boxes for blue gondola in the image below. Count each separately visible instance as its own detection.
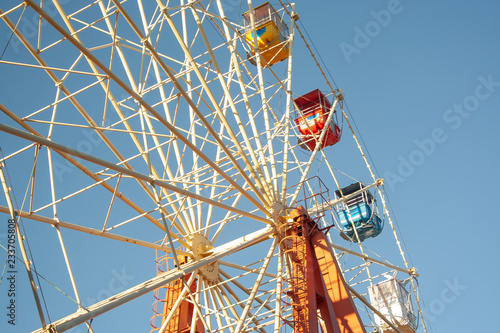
[335,182,383,242]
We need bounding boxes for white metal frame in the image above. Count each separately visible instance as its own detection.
[0,1,425,333]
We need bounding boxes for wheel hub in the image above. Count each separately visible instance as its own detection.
[190,233,219,283]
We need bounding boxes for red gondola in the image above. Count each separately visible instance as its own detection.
[294,89,341,151]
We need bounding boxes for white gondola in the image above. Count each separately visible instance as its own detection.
[369,278,418,333]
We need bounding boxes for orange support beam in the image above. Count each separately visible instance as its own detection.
[157,274,204,333]
[287,206,366,333]
[286,216,319,333]
[312,232,366,333]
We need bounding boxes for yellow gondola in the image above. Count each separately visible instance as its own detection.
[242,2,290,66]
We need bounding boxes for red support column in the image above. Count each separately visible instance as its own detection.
[287,206,366,333]
[312,232,366,333]
[161,274,204,333]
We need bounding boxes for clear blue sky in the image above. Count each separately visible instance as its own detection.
[0,1,499,332]
[299,1,499,332]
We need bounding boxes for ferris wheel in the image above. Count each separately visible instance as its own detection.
[0,1,430,333]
